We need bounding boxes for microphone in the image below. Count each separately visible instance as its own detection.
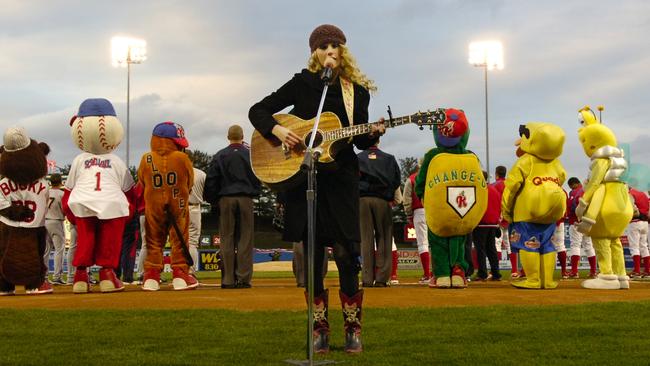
[321,67,333,83]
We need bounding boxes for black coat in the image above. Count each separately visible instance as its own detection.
[249,69,377,253]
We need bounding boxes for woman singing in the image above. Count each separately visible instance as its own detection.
[249,24,383,354]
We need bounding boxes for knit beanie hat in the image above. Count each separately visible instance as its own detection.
[3,126,31,152]
[309,24,346,53]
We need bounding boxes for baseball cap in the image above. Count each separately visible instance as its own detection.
[3,126,31,152]
[435,108,468,147]
[152,121,189,148]
[77,98,116,117]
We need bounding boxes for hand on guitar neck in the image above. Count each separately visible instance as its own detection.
[368,117,386,139]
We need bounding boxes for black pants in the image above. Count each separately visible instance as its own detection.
[464,234,474,277]
[116,216,138,282]
[472,227,501,279]
[303,240,359,297]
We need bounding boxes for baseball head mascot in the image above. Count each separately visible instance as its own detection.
[137,122,196,291]
[501,122,566,289]
[0,127,52,295]
[63,98,135,294]
[414,109,487,288]
[575,106,633,289]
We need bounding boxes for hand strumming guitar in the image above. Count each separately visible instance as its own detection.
[272,124,301,148]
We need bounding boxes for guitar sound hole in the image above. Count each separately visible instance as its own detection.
[304,131,323,148]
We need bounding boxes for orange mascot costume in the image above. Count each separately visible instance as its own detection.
[137,122,197,291]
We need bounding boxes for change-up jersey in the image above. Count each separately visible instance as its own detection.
[65,152,134,219]
[46,187,65,220]
[0,177,49,228]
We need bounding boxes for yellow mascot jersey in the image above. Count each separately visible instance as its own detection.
[502,155,566,225]
[423,153,487,236]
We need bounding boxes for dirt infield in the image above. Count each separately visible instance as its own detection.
[2,278,650,310]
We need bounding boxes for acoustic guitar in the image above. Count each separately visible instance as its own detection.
[250,109,446,190]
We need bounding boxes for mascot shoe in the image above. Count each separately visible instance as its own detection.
[142,268,161,291]
[73,270,90,294]
[511,251,542,289]
[618,275,630,290]
[172,267,199,290]
[581,274,621,289]
[99,268,125,293]
[451,265,467,288]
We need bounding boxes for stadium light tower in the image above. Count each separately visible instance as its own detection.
[111,36,147,169]
[469,40,504,182]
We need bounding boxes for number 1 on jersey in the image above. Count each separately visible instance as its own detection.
[95,172,102,191]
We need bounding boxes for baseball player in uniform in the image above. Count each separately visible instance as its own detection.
[45,173,66,284]
[188,165,206,273]
[403,164,432,284]
[626,186,649,278]
[63,98,135,294]
[566,177,598,279]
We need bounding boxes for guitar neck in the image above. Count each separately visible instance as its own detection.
[323,115,412,141]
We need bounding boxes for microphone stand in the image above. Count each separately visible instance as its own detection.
[286,67,337,366]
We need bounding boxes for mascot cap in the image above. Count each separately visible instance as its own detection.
[309,24,346,53]
[435,108,468,147]
[152,121,189,148]
[77,98,116,117]
[3,126,31,152]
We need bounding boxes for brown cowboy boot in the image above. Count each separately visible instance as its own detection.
[305,289,330,353]
[339,289,363,353]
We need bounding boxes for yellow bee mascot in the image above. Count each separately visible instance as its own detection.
[575,106,633,289]
[501,122,566,289]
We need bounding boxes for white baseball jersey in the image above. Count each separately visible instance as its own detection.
[65,152,134,219]
[46,187,65,220]
[0,177,49,228]
[189,168,206,205]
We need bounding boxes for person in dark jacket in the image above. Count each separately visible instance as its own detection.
[248,24,383,354]
[204,124,261,289]
[472,171,502,281]
[358,141,401,287]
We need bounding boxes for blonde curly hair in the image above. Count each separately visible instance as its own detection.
[307,44,377,93]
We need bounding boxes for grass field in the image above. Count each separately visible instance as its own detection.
[2,270,649,365]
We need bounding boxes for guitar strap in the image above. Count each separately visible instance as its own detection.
[340,77,355,143]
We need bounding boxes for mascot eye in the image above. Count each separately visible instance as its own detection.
[578,113,585,126]
[518,124,530,139]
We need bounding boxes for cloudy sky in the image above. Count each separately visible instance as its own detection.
[1,0,649,188]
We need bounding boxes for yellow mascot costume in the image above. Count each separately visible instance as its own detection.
[502,122,566,289]
[575,106,633,289]
[415,108,487,288]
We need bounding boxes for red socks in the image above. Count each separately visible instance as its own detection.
[391,250,398,278]
[644,256,650,274]
[588,255,597,275]
[509,253,518,273]
[419,252,431,278]
[632,255,641,273]
[570,255,580,274]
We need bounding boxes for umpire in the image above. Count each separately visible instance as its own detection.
[204,125,261,289]
[357,140,401,287]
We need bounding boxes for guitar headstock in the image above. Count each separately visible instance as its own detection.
[411,108,446,130]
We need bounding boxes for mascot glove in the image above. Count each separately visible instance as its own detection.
[575,198,589,220]
[576,216,595,235]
